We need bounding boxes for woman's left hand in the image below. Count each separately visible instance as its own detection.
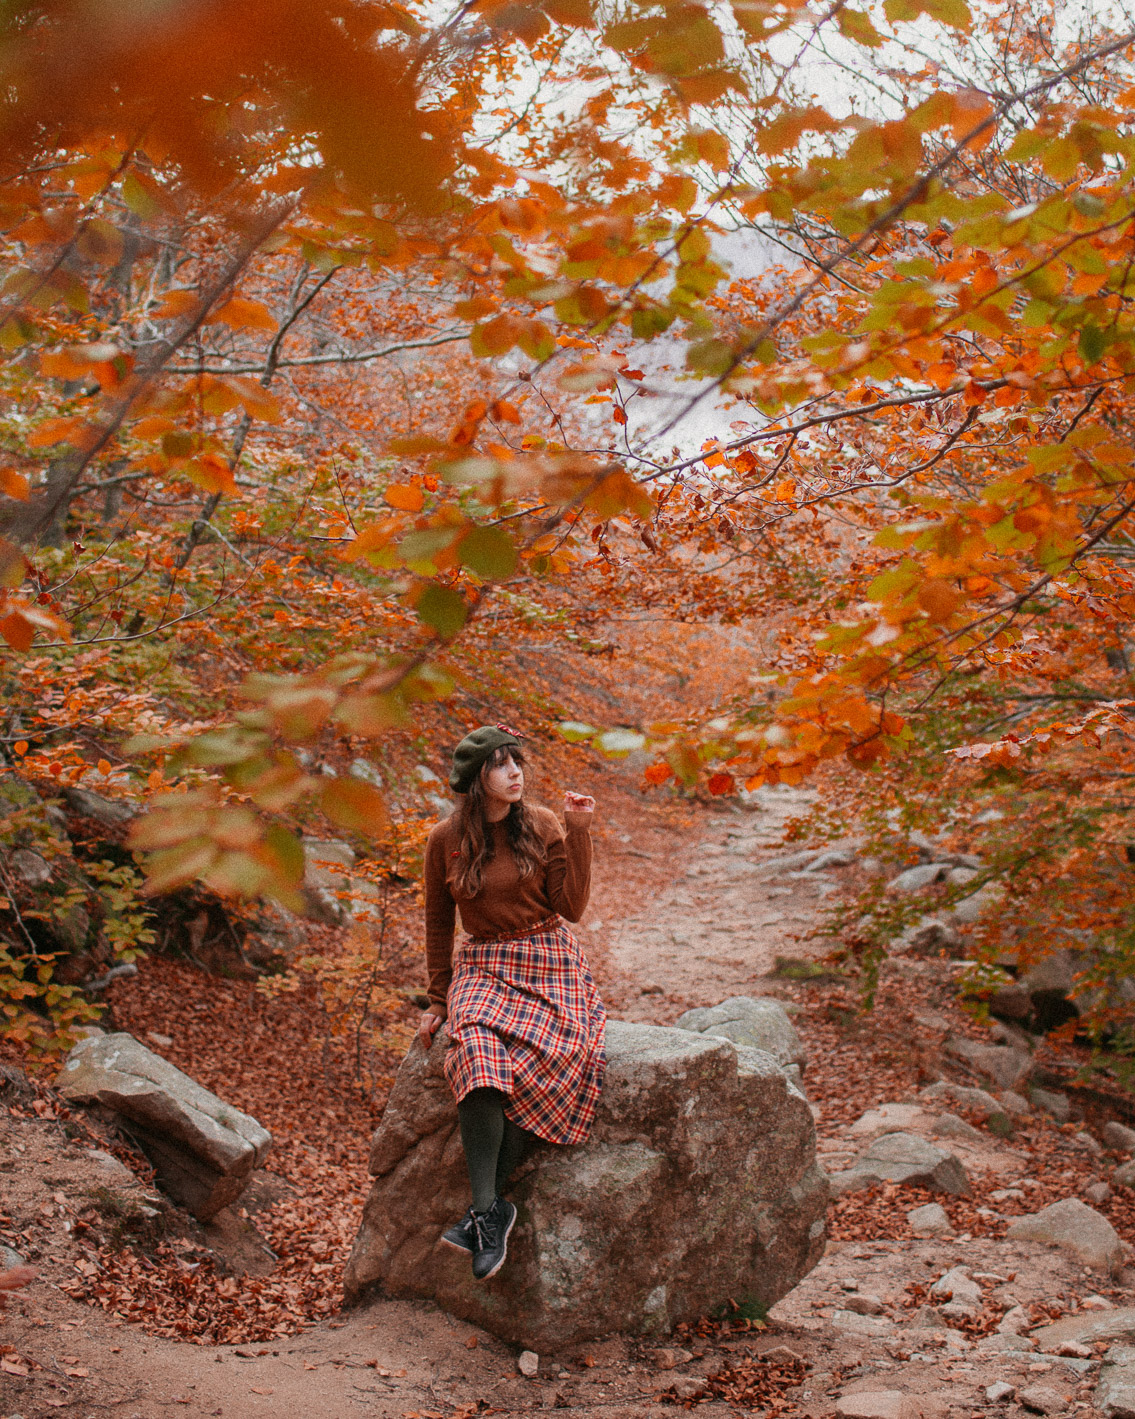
[564,791,595,813]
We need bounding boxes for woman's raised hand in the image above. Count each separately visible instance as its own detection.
[564,791,595,813]
[418,1010,443,1047]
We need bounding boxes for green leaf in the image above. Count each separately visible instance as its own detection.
[1079,323,1108,365]
[416,583,468,639]
[458,526,518,579]
[837,7,884,44]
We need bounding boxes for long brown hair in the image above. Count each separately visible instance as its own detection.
[453,746,547,898]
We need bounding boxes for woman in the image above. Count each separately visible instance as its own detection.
[418,723,606,1282]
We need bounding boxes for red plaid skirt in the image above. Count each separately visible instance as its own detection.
[444,918,606,1146]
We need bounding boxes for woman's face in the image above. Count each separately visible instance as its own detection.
[483,752,524,810]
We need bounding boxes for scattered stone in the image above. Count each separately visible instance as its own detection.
[832,1309,894,1335]
[945,1036,1032,1091]
[343,1019,828,1349]
[517,1351,539,1378]
[840,1277,859,1290]
[990,1187,1025,1203]
[57,1032,271,1221]
[1018,1386,1068,1414]
[930,1113,984,1143]
[987,1382,1017,1403]
[61,785,135,826]
[668,1377,706,1402]
[1055,1342,1092,1359]
[981,1333,1037,1354]
[843,1293,886,1316]
[999,1306,1031,1334]
[1074,1132,1102,1155]
[848,1104,928,1137]
[10,848,51,885]
[907,1203,953,1238]
[1030,1088,1072,1124]
[84,1147,136,1185]
[919,1081,1001,1120]
[1000,1090,1033,1115]
[1103,1122,1135,1154]
[887,864,949,894]
[1115,1161,1135,1190]
[941,1301,976,1322]
[761,1346,804,1366]
[653,1348,693,1370]
[1097,1344,1135,1419]
[1086,1182,1112,1207]
[1033,1309,1135,1352]
[830,1132,971,1197]
[674,996,807,1074]
[0,1245,26,1269]
[930,1266,981,1308]
[1006,1198,1123,1274]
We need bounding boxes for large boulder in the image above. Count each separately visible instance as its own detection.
[1006,1198,1123,1274]
[57,1033,270,1221]
[343,1019,828,1350]
[674,996,806,1077]
[828,1132,971,1197]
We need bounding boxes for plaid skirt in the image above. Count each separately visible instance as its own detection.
[444,917,606,1146]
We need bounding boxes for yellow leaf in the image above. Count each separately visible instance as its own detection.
[385,483,425,512]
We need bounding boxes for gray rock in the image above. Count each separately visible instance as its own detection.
[918,1081,1001,1120]
[1104,1122,1135,1154]
[1006,1199,1123,1274]
[930,1113,984,1143]
[945,1036,1032,1091]
[988,982,1033,1021]
[85,1147,137,1186]
[1098,1344,1135,1419]
[930,1266,981,1308]
[9,848,51,885]
[1086,1182,1113,1206]
[987,1382,1016,1403]
[907,1202,953,1237]
[57,1033,270,1221]
[0,1245,26,1269]
[806,849,857,871]
[61,785,135,826]
[674,996,806,1074]
[1115,1160,1135,1189]
[1022,950,1076,996]
[887,864,949,894]
[517,1350,539,1378]
[831,1132,970,1197]
[1030,1087,1071,1123]
[900,918,962,958]
[831,1308,893,1335]
[951,885,1004,924]
[349,759,383,786]
[1000,1090,1032,1115]
[1018,1386,1067,1414]
[343,1020,827,1349]
[1033,1309,1135,1352]
[843,1293,886,1315]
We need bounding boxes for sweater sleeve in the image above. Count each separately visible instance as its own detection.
[544,808,593,921]
[423,825,457,1014]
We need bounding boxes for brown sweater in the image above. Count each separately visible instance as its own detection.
[423,805,594,1014]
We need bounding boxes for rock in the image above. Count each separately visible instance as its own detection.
[887,864,949,894]
[653,1348,693,1370]
[987,1382,1016,1402]
[9,848,51,885]
[1074,1131,1102,1155]
[1055,1341,1093,1358]
[1030,1088,1071,1123]
[1006,1199,1122,1273]
[946,866,980,887]
[1116,1161,1135,1189]
[674,996,806,1074]
[1086,1182,1113,1206]
[61,785,135,826]
[907,1203,953,1238]
[349,759,383,786]
[849,1104,928,1137]
[951,885,1004,924]
[843,1293,886,1316]
[1018,1386,1068,1414]
[517,1351,539,1378]
[668,1377,706,1401]
[999,1306,1031,1334]
[930,1113,984,1143]
[1104,1122,1135,1154]
[1085,1296,1118,1310]
[918,1081,1001,1120]
[806,849,858,871]
[1033,1310,1135,1352]
[988,981,1034,1021]
[1000,1090,1032,1115]
[0,1244,26,1269]
[343,1020,827,1349]
[896,918,962,958]
[832,1309,893,1335]
[945,1036,1032,1091]
[929,1266,981,1308]
[57,1033,271,1221]
[85,1147,137,1186]
[830,1132,971,1197]
[1098,1344,1135,1419]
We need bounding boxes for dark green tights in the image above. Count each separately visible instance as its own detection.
[457,1088,534,1213]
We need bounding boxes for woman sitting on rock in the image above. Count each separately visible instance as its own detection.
[418,724,606,1282]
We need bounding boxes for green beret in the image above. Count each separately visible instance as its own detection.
[448,725,523,793]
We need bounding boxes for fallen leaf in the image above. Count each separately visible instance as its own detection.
[250,1387,275,1395]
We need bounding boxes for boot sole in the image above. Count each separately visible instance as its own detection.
[440,1234,474,1254]
[473,1203,516,1281]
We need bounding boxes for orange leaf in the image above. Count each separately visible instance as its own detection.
[384,483,425,512]
[149,289,199,320]
[916,579,959,621]
[320,776,391,835]
[0,469,30,499]
[643,762,672,785]
[207,296,277,332]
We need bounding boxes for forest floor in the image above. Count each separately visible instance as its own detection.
[3,762,1135,1419]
